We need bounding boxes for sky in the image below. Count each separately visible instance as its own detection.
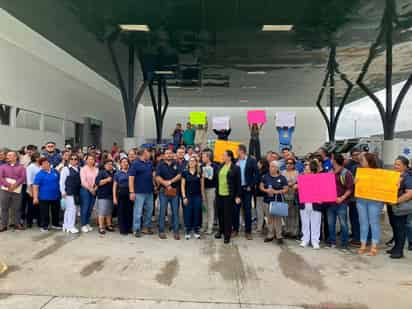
[335,80,412,139]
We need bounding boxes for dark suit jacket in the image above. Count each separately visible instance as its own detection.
[216,163,241,199]
[237,156,259,187]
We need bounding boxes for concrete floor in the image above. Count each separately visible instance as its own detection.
[0,229,412,309]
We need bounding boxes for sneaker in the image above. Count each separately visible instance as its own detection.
[81,226,89,233]
[134,231,142,238]
[51,225,62,230]
[159,233,167,239]
[185,234,191,240]
[327,243,337,249]
[214,232,222,239]
[194,233,201,239]
[340,245,350,252]
[313,243,320,250]
[40,228,49,232]
[86,225,93,232]
[68,227,79,234]
[300,241,308,248]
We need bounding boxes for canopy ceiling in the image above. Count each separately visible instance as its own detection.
[1,0,412,107]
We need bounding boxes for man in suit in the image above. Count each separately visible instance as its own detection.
[233,144,259,240]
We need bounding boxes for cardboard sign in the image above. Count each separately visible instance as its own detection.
[214,140,240,163]
[212,116,230,130]
[247,110,266,125]
[355,168,400,203]
[297,173,337,204]
[276,112,296,127]
[190,112,207,125]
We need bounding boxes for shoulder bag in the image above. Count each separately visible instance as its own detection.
[269,194,289,217]
[392,200,412,216]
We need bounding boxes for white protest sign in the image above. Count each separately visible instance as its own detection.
[275,112,296,127]
[213,116,230,130]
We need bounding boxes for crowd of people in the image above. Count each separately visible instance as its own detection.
[0,133,412,259]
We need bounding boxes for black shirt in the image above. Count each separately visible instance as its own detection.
[156,160,180,188]
[95,170,114,199]
[202,162,218,189]
[182,170,202,196]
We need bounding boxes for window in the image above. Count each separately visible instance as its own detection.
[16,109,41,130]
[0,104,10,125]
[44,115,63,134]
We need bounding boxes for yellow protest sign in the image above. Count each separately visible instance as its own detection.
[190,112,207,125]
[355,168,400,204]
[214,140,240,163]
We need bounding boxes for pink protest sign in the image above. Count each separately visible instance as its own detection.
[297,173,337,204]
[247,110,266,125]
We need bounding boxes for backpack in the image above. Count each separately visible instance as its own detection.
[339,168,348,187]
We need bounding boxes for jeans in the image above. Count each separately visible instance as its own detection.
[183,194,202,234]
[80,188,96,226]
[348,200,360,242]
[406,214,412,245]
[327,203,349,246]
[158,192,179,233]
[233,188,252,233]
[356,198,384,245]
[133,193,154,232]
[392,214,407,255]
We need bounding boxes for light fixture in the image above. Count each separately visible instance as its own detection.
[242,86,257,89]
[119,24,150,32]
[154,70,174,75]
[247,71,266,75]
[167,86,181,89]
[262,25,293,32]
[239,99,249,103]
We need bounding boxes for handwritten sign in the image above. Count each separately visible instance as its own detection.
[247,110,266,125]
[190,112,207,125]
[214,140,240,163]
[355,168,400,203]
[297,173,337,204]
[213,116,230,130]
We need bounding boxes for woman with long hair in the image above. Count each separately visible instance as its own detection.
[215,150,241,244]
[356,153,384,256]
[79,154,98,233]
[181,156,204,239]
[248,123,263,160]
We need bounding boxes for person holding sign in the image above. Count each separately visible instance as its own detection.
[213,128,231,141]
[194,122,208,150]
[248,123,263,160]
[215,150,241,244]
[356,153,384,256]
[388,156,412,259]
[299,160,323,249]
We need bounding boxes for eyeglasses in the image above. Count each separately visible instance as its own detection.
[70,158,78,161]
[286,162,295,165]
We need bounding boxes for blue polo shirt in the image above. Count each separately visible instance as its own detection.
[114,170,129,189]
[182,170,202,196]
[128,160,153,194]
[95,170,114,199]
[156,160,180,189]
[261,174,288,204]
[399,171,412,197]
[33,169,60,201]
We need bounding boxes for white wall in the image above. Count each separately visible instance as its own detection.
[0,9,125,150]
[141,106,327,156]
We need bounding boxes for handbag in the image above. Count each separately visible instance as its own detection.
[269,194,289,217]
[392,200,412,216]
[164,186,177,197]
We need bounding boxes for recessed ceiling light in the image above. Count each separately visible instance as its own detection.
[242,86,257,89]
[119,24,150,32]
[247,71,266,75]
[262,25,293,31]
[167,86,181,89]
[239,99,249,103]
[154,70,174,75]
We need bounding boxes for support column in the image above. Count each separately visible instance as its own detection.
[9,106,17,128]
[135,102,145,145]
